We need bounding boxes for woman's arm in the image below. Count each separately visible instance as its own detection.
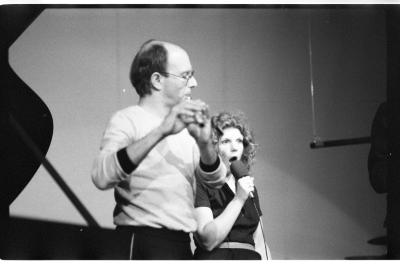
[195,198,245,251]
[195,176,254,251]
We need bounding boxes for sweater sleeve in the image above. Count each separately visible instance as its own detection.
[195,155,227,189]
[91,111,135,190]
[190,137,226,189]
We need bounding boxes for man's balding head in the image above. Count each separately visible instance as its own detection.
[129,40,187,97]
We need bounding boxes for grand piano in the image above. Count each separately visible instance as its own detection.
[0,5,130,260]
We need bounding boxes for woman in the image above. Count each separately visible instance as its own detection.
[194,111,271,260]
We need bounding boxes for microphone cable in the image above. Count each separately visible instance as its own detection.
[251,196,270,260]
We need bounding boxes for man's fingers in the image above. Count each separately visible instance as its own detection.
[182,99,208,113]
[179,114,197,124]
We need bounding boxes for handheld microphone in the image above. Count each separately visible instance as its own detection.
[230,160,254,198]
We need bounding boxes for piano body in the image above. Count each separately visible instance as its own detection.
[0,5,130,259]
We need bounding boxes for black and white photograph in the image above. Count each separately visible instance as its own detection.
[1,2,399,261]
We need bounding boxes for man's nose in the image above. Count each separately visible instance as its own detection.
[188,76,198,88]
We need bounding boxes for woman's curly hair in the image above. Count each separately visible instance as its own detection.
[211,111,257,169]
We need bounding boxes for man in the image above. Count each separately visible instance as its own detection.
[367,102,390,257]
[91,39,226,259]
[368,102,389,194]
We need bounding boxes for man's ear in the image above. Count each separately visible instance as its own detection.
[150,72,163,91]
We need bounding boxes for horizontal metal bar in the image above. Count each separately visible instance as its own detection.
[310,136,371,149]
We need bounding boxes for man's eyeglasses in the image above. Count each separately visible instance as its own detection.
[160,71,195,86]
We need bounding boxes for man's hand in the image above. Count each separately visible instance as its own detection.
[159,100,206,137]
[185,100,212,146]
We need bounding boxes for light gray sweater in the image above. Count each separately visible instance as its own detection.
[91,105,226,232]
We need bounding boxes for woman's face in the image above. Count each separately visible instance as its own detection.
[218,127,244,170]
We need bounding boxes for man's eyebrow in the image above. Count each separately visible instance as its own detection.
[182,70,194,75]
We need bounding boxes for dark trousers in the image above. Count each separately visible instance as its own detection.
[116,226,192,260]
[194,248,261,260]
